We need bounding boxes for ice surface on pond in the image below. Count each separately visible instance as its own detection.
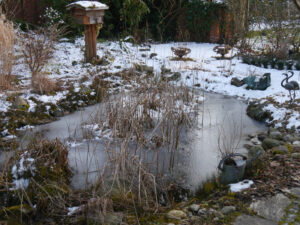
[24,92,266,190]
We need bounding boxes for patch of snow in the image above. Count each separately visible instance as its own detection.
[10,153,36,190]
[67,206,81,216]
[0,96,11,112]
[229,180,254,192]
[16,125,35,131]
[38,91,69,104]
[67,1,109,10]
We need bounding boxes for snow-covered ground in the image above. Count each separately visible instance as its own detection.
[3,37,300,132]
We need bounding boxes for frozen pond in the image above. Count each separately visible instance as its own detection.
[20,92,266,190]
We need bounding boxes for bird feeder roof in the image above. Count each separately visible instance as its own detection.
[67,1,109,11]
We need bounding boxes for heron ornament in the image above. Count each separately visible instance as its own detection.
[281,71,299,103]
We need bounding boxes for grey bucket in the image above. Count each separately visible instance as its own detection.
[218,153,247,185]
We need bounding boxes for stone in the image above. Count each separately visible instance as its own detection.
[150,53,157,59]
[167,210,187,220]
[262,138,283,150]
[248,146,264,158]
[250,137,261,145]
[13,96,29,109]
[247,102,272,122]
[161,65,171,74]
[221,206,236,214]
[269,131,283,140]
[134,63,153,73]
[233,214,277,225]
[189,204,200,213]
[258,133,268,142]
[293,141,300,146]
[272,145,289,155]
[165,72,181,82]
[283,134,296,143]
[231,77,245,87]
[197,208,207,216]
[292,153,300,159]
[290,187,300,199]
[250,193,291,222]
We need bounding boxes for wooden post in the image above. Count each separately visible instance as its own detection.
[84,24,97,62]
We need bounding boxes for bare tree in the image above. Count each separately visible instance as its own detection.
[293,0,300,10]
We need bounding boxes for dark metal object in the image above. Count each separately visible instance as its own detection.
[281,71,299,103]
[218,153,247,185]
[243,73,271,90]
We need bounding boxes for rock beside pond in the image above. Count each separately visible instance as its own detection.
[247,102,272,122]
[293,141,300,147]
[283,134,297,143]
[257,132,268,142]
[163,72,181,82]
[234,214,277,225]
[248,145,264,157]
[262,138,283,150]
[250,193,291,222]
[189,204,200,213]
[221,206,236,214]
[269,131,283,140]
[150,53,157,59]
[167,210,187,220]
[292,153,300,159]
[272,145,290,155]
[12,96,29,110]
[250,137,261,145]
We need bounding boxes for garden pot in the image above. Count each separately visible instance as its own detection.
[218,153,247,185]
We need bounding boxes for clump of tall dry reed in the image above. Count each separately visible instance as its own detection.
[0,14,15,91]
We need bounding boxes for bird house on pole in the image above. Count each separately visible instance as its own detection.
[67,1,109,62]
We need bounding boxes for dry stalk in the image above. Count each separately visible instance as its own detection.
[217,117,243,158]
[0,14,15,91]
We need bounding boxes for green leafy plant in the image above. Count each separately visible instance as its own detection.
[261,57,269,68]
[120,0,149,38]
[295,62,300,70]
[277,60,285,70]
[241,55,251,64]
[184,1,226,42]
[286,61,294,70]
[270,59,277,69]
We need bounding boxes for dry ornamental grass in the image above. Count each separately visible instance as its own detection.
[0,14,15,91]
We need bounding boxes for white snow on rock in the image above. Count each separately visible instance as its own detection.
[229,180,254,192]
[67,206,81,216]
[67,1,109,10]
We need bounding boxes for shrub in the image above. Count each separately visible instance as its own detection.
[250,56,257,65]
[270,59,277,69]
[20,24,64,93]
[285,61,293,70]
[31,74,61,94]
[295,62,300,70]
[277,60,285,70]
[261,57,269,68]
[241,55,251,64]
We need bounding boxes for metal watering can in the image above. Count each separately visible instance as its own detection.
[218,151,262,185]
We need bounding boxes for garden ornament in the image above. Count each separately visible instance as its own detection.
[171,47,191,58]
[243,73,271,91]
[281,71,299,103]
[213,45,232,58]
